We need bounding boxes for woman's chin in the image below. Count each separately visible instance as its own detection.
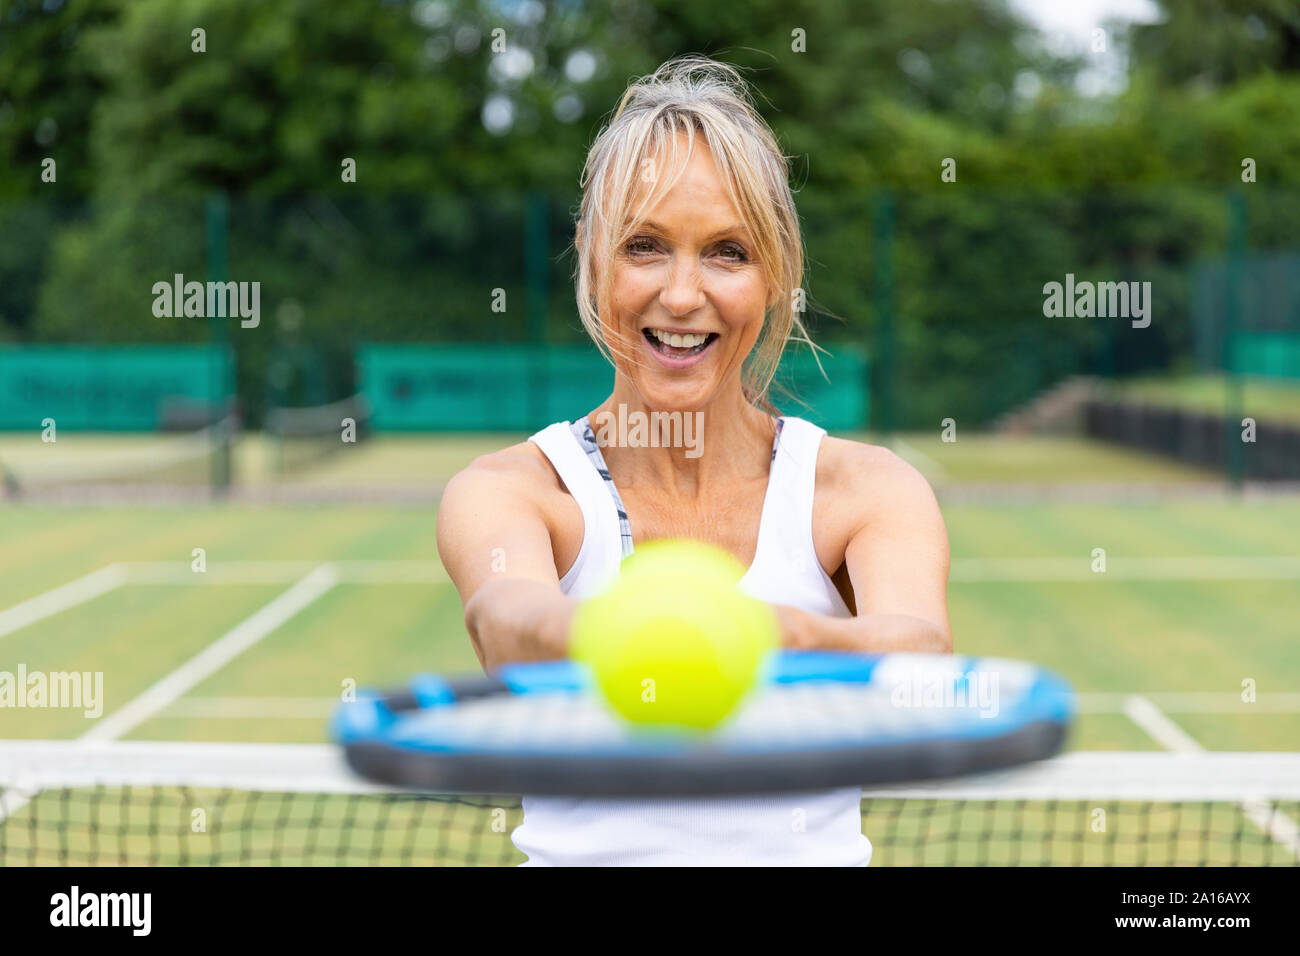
[628,380,718,415]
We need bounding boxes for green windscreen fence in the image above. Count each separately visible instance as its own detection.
[1231,333,1300,379]
[1193,252,1300,379]
[0,346,232,430]
[772,346,870,431]
[359,344,869,431]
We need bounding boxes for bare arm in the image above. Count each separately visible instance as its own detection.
[780,445,952,655]
[435,448,577,673]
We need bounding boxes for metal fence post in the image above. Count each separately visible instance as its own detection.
[1224,190,1246,492]
[206,191,232,495]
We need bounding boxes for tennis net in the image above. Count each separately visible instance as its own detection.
[0,415,237,501]
[265,394,371,475]
[2,742,1298,866]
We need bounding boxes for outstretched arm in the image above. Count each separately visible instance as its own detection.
[779,445,952,655]
[436,448,577,672]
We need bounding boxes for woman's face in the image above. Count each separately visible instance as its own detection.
[602,133,769,413]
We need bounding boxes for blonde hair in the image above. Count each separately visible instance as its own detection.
[574,56,813,411]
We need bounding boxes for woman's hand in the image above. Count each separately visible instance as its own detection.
[772,603,951,655]
[773,604,815,649]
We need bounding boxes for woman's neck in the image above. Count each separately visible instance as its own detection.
[589,382,777,500]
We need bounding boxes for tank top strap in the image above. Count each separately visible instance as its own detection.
[565,417,634,559]
[754,415,824,563]
[744,416,848,618]
[527,419,624,596]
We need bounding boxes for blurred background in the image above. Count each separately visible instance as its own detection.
[0,0,1298,864]
[1,0,1297,501]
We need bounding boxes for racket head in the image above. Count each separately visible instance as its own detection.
[333,650,1074,796]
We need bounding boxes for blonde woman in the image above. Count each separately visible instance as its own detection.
[437,56,952,865]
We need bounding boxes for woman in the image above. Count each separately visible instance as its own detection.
[437,56,952,865]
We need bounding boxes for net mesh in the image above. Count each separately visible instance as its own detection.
[266,394,371,474]
[0,416,236,500]
[2,743,1298,866]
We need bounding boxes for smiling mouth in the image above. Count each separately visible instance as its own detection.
[641,327,719,358]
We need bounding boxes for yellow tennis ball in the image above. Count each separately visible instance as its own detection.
[570,539,778,730]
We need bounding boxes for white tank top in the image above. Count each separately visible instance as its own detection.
[513,415,872,866]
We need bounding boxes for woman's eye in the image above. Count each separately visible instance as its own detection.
[718,243,748,261]
[626,238,656,254]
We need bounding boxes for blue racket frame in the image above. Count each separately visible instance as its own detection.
[333,650,1074,796]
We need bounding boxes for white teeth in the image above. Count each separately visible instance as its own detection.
[649,329,709,349]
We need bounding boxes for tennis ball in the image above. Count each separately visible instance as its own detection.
[570,539,777,730]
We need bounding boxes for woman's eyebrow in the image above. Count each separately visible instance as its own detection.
[639,220,750,241]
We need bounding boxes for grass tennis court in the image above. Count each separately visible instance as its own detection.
[0,429,1230,496]
[2,432,1298,863]
[2,430,1296,749]
[4,496,1298,748]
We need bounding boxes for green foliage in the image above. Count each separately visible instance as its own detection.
[1128,0,1300,89]
[0,0,124,199]
[3,0,1299,426]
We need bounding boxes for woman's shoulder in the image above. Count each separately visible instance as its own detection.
[441,440,569,511]
[814,433,939,513]
[803,431,944,574]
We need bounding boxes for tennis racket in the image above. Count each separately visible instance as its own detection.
[332,650,1073,796]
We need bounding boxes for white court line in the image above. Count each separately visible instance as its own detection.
[1077,692,1300,713]
[1,565,340,824]
[119,560,446,585]
[80,564,341,743]
[161,692,1300,719]
[0,565,128,641]
[951,556,1300,582]
[1124,694,1300,861]
[0,556,438,820]
[11,558,1292,592]
[122,561,321,584]
[1122,695,1204,751]
[333,560,448,583]
[161,697,336,718]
